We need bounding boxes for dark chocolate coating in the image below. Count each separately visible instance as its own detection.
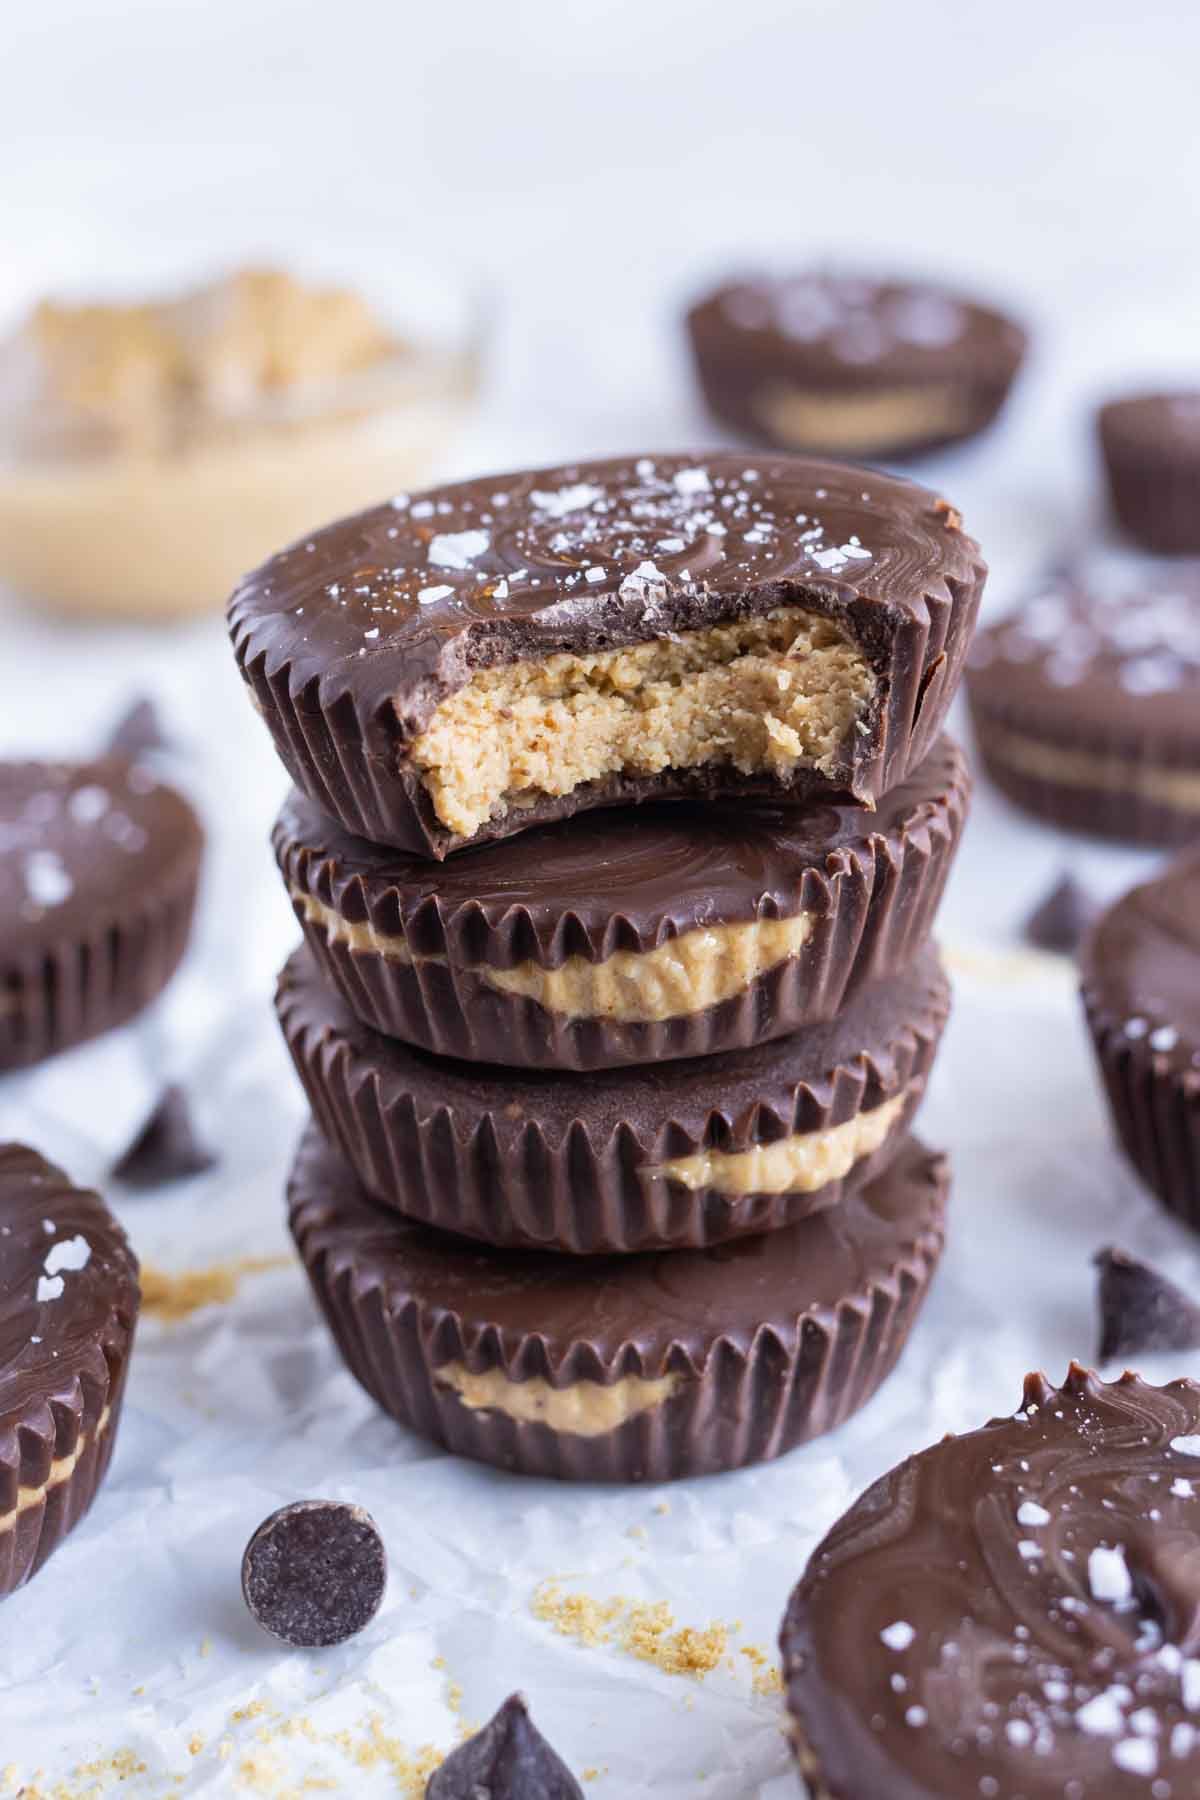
[1099,392,1200,554]
[241,1500,386,1648]
[781,1367,1200,1800]
[289,1125,947,1483]
[0,1142,139,1596]
[967,572,1200,845]
[0,759,203,1070]
[273,735,969,1068]
[425,1694,583,1800]
[229,453,985,855]
[1094,1248,1200,1362]
[275,941,948,1254]
[1081,849,1200,1231]
[685,274,1026,458]
[1023,872,1101,956]
[111,1084,217,1188]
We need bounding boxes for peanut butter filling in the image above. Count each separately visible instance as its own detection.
[294,889,815,1023]
[407,608,874,839]
[979,721,1200,811]
[436,1366,680,1436]
[0,1404,110,1534]
[757,382,971,454]
[653,1088,910,1196]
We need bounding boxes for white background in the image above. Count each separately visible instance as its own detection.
[2,4,1200,1794]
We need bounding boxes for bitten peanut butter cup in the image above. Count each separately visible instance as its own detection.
[1080,849,1200,1231]
[967,571,1200,845]
[276,942,949,1255]
[273,736,968,1070]
[1099,392,1200,554]
[781,1367,1200,1800]
[229,453,984,857]
[685,273,1026,460]
[0,759,203,1071]
[0,1143,139,1597]
[289,1125,947,1484]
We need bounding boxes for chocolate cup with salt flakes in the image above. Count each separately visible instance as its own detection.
[288,1124,948,1484]
[685,273,1027,460]
[228,453,985,858]
[276,940,949,1255]
[1098,391,1200,554]
[272,735,969,1071]
[0,759,203,1071]
[1081,849,1200,1233]
[779,1367,1200,1800]
[0,1144,140,1596]
[966,571,1200,845]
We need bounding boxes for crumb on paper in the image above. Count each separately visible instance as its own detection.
[188,1735,204,1756]
[653,1500,671,1515]
[199,1637,213,1658]
[140,1256,290,1322]
[740,1645,784,1697]
[531,1581,731,1677]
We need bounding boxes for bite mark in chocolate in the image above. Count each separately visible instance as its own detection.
[241,1500,386,1648]
[425,1693,582,1800]
[111,1085,217,1188]
[1095,1247,1200,1361]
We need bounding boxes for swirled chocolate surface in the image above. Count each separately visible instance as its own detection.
[0,1143,139,1480]
[782,1367,1200,1799]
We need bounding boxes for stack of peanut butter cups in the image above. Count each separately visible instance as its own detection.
[227,452,984,1483]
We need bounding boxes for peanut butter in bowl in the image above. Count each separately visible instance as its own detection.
[0,264,482,619]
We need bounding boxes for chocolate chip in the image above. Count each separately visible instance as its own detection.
[1095,1246,1200,1361]
[425,1694,582,1799]
[104,696,170,760]
[111,1085,217,1187]
[1023,873,1101,955]
[241,1500,386,1648]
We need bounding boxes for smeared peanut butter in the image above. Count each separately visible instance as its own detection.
[655,1088,910,1196]
[436,1365,680,1435]
[0,1404,110,1534]
[979,721,1200,811]
[758,382,970,455]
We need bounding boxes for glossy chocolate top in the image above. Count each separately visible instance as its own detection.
[687,273,1026,379]
[229,451,981,739]
[1100,392,1200,452]
[289,1126,946,1378]
[274,734,968,967]
[1081,849,1200,1079]
[967,572,1200,743]
[782,1367,1200,1800]
[0,758,203,961]
[0,1143,139,1439]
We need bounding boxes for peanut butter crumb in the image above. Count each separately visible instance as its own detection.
[740,1646,785,1696]
[532,1581,730,1676]
[188,1735,205,1756]
[141,1256,289,1321]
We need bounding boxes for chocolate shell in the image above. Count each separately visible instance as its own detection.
[966,572,1200,845]
[1081,849,1200,1231]
[289,1125,948,1483]
[229,453,984,856]
[276,941,949,1254]
[273,735,969,1069]
[686,273,1027,460]
[0,759,203,1071]
[0,1143,140,1596]
[781,1366,1200,1800]
[1099,391,1200,554]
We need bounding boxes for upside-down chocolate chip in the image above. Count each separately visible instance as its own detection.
[1022,872,1101,955]
[111,1085,217,1188]
[104,696,170,760]
[1095,1246,1200,1361]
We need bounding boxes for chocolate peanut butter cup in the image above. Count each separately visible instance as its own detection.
[685,273,1026,460]
[229,453,984,857]
[273,736,968,1070]
[289,1125,947,1483]
[1081,850,1200,1231]
[1,759,203,1070]
[276,942,949,1254]
[0,1144,139,1596]
[781,1366,1200,1800]
[1099,391,1200,554]
[967,571,1200,844]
